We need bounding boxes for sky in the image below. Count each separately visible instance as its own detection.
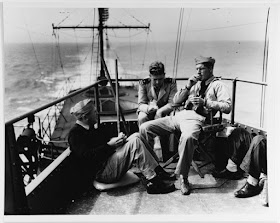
[2,3,270,43]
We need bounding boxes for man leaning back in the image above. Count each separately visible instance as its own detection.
[140,56,232,195]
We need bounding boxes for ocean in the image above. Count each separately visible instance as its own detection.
[4,41,267,128]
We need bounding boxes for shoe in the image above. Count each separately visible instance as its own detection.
[234,182,262,198]
[154,166,176,181]
[212,168,244,180]
[146,175,175,194]
[259,177,269,207]
[180,178,191,195]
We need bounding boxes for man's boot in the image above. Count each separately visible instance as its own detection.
[146,175,175,194]
[154,166,176,181]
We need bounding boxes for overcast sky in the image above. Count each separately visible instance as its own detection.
[3,3,269,43]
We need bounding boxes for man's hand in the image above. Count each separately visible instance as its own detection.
[107,132,127,148]
[147,101,158,115]
[186,75,200,90]
[188,96,205,107]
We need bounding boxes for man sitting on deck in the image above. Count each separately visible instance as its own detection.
[68,99,175,194]
[140,56,232,195]
[137,61,177,162]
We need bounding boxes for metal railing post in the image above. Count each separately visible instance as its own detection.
[231,78,237,125]
[5,124,29,214]
[94,84,101,127]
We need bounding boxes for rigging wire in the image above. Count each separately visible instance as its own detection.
[260,7,270,128]
[106,30,148,39]
[56,9,78,26]
[141,29,150,71]
[76,9,95,27]
[172,8,184,78]
[23,15,43,78]
[179,9,192,63]
[74,30,82,88]
[90,9,97,83]
[121,9,148,26]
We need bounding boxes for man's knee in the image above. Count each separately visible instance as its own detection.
[138,112,150,125]
[139,121,150,134]
[180,131,199,141]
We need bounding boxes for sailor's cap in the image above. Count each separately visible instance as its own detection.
[70,99,94,119]
[195,56,215,65]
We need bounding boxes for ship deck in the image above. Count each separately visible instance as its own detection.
[63,162,270,218]
[48,87,271,219]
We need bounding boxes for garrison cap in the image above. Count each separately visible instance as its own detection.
[149,61,165,75]
[70,99,94,119]
[195,56,215,65]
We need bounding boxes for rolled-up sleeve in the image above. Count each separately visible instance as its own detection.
[173,87,190,106]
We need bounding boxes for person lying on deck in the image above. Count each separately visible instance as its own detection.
[234,135,268,206]
[139,56,232,195]
[68,99,175,194]
[212,127,253,180]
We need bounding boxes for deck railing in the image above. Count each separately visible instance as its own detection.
[5,76,267,214]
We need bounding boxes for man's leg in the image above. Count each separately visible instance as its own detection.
[234,135,267,199]
[176,119,202,195]
[213,128,252,180]
[139,116,177,162]
[96,133,175,194]
[96,133,158,183]
[138,111,151,126]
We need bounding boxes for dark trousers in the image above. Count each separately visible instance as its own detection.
[214,128,252,170]
[240,135,267,179]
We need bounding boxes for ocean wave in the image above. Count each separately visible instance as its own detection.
[12,78,46,90]
[9,97,40,104]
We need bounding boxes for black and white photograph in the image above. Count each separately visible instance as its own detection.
[2,0,280,222]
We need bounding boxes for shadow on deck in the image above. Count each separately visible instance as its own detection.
[64,161,269,216]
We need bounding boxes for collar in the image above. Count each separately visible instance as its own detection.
[76,120,90,130]
[205,75,215,86]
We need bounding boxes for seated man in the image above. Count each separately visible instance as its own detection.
[68,99,175,194]
[140,56,232,195]
[137,61,177,125]
[234,135,268,206]
[212,127,253,180]
[138,61,177,161]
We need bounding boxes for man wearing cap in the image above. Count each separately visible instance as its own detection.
[140,56,232,195]
[68,99,175,194]
[137,61,177,162]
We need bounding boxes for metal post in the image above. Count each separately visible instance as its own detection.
[231,78,237,125]
[115,59,120,134]
[94,84,101,127]
[5,124,29,214]
[100,57,129,135]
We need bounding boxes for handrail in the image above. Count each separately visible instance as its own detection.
[5,77,268,126]
[25,148,71,196]
[5,81,100,126]
[106,77,267,86]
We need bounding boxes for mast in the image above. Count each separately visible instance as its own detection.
[52,8,150,83]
